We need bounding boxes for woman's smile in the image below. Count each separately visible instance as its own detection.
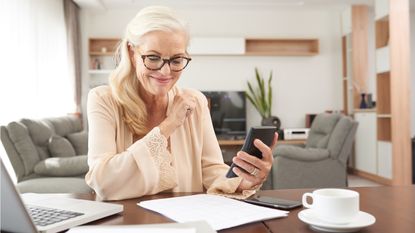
[151,75,173,85]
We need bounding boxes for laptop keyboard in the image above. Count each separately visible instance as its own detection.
[28,205,84,226]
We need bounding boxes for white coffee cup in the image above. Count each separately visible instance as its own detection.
[302,188,359,224]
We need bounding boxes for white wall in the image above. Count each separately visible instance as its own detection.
[80,6,344,129]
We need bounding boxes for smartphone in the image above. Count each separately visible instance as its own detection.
[225,126,276,178]
[244,195,302,210]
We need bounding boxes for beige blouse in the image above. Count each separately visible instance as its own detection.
[85,86,253,200]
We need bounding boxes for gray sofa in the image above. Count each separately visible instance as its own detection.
[1,115,92,193]
[265,113,358,189]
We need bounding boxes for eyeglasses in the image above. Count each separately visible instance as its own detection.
[140,54,192,72]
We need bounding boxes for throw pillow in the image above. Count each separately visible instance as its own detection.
[48,135,76,157]
[34,155,88,176]
[20,118,53,145]
[66,131,88,155]
[6,122,41,175]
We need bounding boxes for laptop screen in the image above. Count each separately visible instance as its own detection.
[1,159,38,233]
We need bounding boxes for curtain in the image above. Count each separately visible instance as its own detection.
[0,0,73,125]
[64,0,82,114]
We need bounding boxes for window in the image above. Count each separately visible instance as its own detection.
[0,0,74,125]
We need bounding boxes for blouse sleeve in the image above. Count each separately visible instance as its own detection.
[85,89,177,200]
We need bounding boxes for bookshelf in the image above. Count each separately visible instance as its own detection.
[88,38,119,88]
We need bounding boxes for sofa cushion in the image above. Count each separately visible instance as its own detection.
[33,155,88,177]
[44,116,82,137]
[6,122,41,175]
[21,118,53,160]
[327,117,355,159]
[1,126,26,181]
[16,177,92,193]
[48,135,76,157]
[306,113,341,149]
[67,131,88,155]
[21,119,52,145]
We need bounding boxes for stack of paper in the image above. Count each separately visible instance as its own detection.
[138,194,288,230]
[67,221,215,233]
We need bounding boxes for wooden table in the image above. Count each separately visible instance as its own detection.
[71,186,415,233]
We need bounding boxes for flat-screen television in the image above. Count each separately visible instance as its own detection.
[202,91,246,140]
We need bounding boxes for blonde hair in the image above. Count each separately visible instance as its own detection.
[109,6,189,136]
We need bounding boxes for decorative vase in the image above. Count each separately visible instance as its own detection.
[359,93,368,109]
[366,93,373,108]
[261,116,281,129]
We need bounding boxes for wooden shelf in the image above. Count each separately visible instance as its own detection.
[277,139,306,145]
[377,117,391,141]
[89,38,119,55]
[245,39,319,56]
[90,52,115,56]
[218,139,306,146]
[377,114,392,118]
[89,69,112,74]
[89,37,319,57]
[218,140,244,146]
[375,16,389,49]
[354,108,376,113]
[376,72,391,115]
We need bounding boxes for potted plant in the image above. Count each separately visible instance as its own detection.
[246,68,281,129]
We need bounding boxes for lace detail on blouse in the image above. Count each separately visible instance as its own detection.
[144,127,177,191]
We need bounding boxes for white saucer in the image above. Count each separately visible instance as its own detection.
[298,209,376,233]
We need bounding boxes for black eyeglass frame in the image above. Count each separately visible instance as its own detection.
[140,55,192,72]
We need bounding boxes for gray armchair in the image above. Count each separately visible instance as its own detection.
[269,113,358,189]
[1,115,92,194]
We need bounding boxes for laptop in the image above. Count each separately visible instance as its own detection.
[0,159,123,233]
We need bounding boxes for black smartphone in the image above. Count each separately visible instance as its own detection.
[244,195,302,210]
[226,126,276,178]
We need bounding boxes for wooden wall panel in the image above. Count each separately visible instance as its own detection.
[352,6,369,109]
[389,0,412,185]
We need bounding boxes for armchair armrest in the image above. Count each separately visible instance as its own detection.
[274,145,330,161]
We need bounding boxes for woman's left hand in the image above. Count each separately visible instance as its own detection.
[233,133,278,191]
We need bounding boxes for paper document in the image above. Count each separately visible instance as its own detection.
[68,227,195,233]
[138,194,288,230]
[67,221,214,233]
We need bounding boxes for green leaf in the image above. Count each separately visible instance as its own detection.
[268,71,273,117]
[247,81,259,108]
[248,67,274,118]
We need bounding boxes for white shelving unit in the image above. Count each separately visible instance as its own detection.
[88,38,118,89]
[354,111,377,174]
[374,0,392,182]
[375,46,390,73]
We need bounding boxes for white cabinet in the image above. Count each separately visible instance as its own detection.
[375,46,390,73]
[354,111,377,174]
[354,111,393,179]
[377,141,392,179]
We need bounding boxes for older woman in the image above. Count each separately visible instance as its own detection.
[86,6,277,200]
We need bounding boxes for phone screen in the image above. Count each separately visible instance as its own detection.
[244,196,302,210]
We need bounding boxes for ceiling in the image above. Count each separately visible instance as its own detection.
[74,0,374,11]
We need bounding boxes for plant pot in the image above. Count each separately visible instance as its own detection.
[261,116,281,129]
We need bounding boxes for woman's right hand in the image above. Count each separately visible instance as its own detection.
[159,90,196,138]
